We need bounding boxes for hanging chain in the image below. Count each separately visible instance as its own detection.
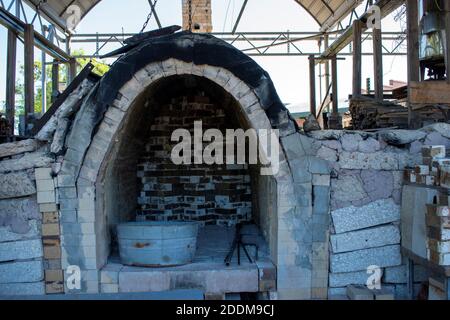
[188,0,193,31]
[140,0,158,33]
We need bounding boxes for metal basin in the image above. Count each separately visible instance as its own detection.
[117,221,199,267]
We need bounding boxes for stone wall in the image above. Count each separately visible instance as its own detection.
[308,123,450,299]
[0,140,50,295]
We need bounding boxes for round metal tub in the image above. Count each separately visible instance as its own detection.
[117,221,199,267]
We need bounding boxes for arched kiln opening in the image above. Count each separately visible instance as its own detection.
[96,74,276,280]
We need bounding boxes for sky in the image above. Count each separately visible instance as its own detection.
[0,0,408,113]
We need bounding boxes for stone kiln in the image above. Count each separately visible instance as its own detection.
[8,31,325,299]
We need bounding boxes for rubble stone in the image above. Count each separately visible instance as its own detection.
[0,172,36,200]
[379,130,427,146]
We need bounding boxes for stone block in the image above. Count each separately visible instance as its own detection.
[0,239,43,262]
[331,199,400,234]
[0,220,39,243]
[330,245,402,273]
[361,170,394,202]
[383,264,429,284]
[339,152,399,170]
[330,225,400,254]
[0,172,36,199]
[313,174,331,187]
[0,152,53,174]
[341,134,363,152]
[0,139,39,159]
[331,173,367,204]
[101,283,119,294]
[329,270,372,288]
[60,210,77,223]
[0,282,45,296]
[0,260,44,283]
[313,186,330,215]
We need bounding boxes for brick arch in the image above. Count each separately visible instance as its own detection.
[58,34,324,299]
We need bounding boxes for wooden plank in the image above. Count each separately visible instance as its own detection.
[309,55,317,116]
[352,20,362,98]
[410,81,450,104]
[24,24,34,135]
[373,27,383,101]
[6,29,17,136]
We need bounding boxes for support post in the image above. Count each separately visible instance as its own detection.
[24,24,35,135]
[406,0,420,128]
[328,56,342,129]
[445,0,450,84]
[352,20,363,98]
[324,34,331,112]
[406,258,415,300]
[309,55,317,117]
[6,30,17,136]
[68,58,77,84]
[373,26,384,101]
[51,60,60,103]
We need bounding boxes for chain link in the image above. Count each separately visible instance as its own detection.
[140,0,158,33]
[188,0,192,31]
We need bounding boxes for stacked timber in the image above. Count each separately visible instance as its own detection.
[350,97,449,130]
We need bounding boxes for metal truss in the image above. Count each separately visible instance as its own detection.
[69,30,407,59]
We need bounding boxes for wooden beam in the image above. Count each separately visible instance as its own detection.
[24,24,35,135]
[406,0,420,128]
[68,58,77,84]
[309,55,317,117]
[409,81,450,104]
[352,20,363,98]
[373,26,384,101]
[6,30,17,136]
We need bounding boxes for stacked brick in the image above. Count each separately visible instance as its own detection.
[35,168,64,294]
[137,95,252,226]
[182,0,212,33]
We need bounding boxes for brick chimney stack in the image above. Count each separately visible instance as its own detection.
[182,0,212,33]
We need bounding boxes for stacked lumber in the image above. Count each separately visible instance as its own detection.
[350,97,409,130]
[350,98,449,130]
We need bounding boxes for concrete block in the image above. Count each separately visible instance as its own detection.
[42,223,60,236]
[36,179,54,192]
[35,168,53,180]
[0,282,45,296]
[0,260,44,283]
[330,225,401,254]
[37,191,56,204]
[331,199,400,234]
[347,285,374,300]
[0,239,43,262]
[330,245,402,273]
[101,283,119,294]
[39,203,58,213]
